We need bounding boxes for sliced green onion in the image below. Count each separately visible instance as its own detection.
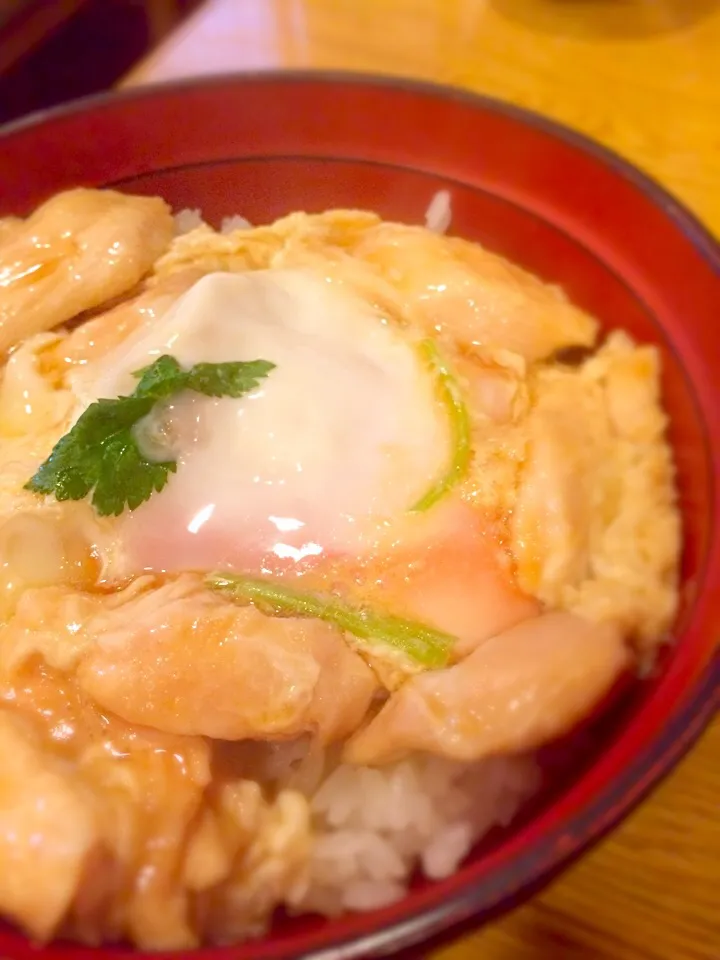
[412,339,472,512]
[206,573,455,669]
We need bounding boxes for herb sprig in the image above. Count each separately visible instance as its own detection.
[25,354,274,517]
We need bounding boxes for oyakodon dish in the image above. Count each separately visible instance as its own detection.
[0,189,680,949]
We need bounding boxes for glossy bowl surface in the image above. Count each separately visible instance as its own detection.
[0,73,718,960]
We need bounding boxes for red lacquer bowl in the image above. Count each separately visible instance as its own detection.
[0,74,718,960]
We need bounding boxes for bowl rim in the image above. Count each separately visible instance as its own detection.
[2,67,720,264]
[0,71,718,960]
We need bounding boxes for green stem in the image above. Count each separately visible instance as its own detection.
[206,573,455,669]
[411,339,472,512]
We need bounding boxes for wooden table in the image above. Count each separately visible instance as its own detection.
[125,3,720,958]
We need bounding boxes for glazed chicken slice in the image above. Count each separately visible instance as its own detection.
[49,267,207,378]
[344,612,630,765]
[1,575,378,743]
[78,578,378,743]
[352,223,598,361]
[0,188,174,354]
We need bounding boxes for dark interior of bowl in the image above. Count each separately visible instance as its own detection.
[0,75,717,960]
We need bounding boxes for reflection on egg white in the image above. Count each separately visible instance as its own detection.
[187,502,215,535]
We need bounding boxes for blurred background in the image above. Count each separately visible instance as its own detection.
[0,0,203,123]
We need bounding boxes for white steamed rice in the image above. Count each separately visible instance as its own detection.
[242,736,540,917]
[424,189,452,234]
[173,192,452,239]
[292,752,540,914]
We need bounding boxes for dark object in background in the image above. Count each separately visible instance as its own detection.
[0,0,201,124]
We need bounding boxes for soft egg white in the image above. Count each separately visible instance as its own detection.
[78,269,449,576]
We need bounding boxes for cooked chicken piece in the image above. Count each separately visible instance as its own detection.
[78,577,378,743]
[344,612,629,765]
[0,188,173,354]
[352,224,598,361]
[46,267,206,380]
[0,576,101,671]
[1,575,378,743]
[0,710,99,941]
